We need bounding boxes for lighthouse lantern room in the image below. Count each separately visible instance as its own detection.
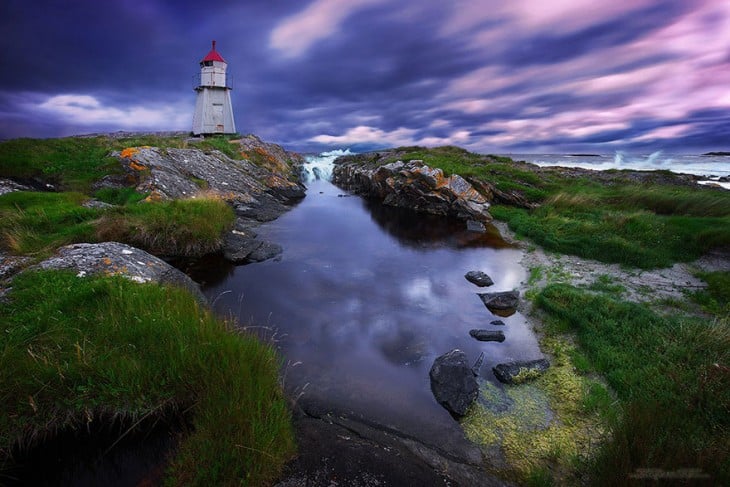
[192,41,236,135]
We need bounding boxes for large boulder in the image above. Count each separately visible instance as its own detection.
[429,349,479,417]
[492,358,550,384]
[33,242,206,303]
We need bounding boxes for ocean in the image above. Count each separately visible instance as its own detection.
[501,151,730,189]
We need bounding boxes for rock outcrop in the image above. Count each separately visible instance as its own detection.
[111,135,306,263]
[332,160,492,222]
[492,358,550,384]
[429,349,479,417]
[33,242,206,303]
[114,136,305,212]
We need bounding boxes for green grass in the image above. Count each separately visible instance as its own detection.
[95,197,234,257]
[0,270,295,486]
[536,284,730,485]
[0,191,234,258]
[0,135,244,192]
[691,271,730,316]
[0,191,100,256]
[492,203,730,269]
[362,145,730,269]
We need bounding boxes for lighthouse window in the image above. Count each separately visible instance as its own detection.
[203,61,213,67]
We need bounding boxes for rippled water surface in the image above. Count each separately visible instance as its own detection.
[199,179,540,445]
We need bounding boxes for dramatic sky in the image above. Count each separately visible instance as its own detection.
[1,0,728,153]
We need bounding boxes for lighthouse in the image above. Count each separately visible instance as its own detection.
[192,41,236,135]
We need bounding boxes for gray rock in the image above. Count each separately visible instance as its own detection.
[469,329,505,342]
[0,252,32,281]
[332,161,492,223]
[478,290,520,311]
[32,242,206,303]
[429,349,479,417]
[0,178,32,196]
[223,232,282,264]
[247,241,283,263]
[81,199,114,209]
[465,270,494,287]
[492,358,550,384]
[490,320,506,326]
[466,220,487,232]
[113,136,305,210]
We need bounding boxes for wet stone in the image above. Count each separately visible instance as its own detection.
[469,329,506,342]
[429,349,479,417]
[478,290,520,311]
[492,358,550,384]
[465,270,494,287]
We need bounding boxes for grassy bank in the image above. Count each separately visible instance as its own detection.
[0,270,296,485]
[536,283,729,485]
[384,146,730,269]
[0,135,246,192]
[0,191,234,258]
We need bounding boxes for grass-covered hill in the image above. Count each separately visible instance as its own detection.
[0,134,299,486]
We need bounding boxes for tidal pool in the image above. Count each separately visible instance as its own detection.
[197,179,541,450]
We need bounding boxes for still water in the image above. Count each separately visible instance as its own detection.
[198,179,541,448]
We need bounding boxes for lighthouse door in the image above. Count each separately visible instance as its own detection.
[212,103,224,133]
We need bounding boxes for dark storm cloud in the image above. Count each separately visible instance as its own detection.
[0,0,728,153]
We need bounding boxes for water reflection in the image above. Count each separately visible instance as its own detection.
[201,180,539,448]
[363,197,513,250]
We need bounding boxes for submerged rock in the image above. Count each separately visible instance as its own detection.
[469,329,505,342]
[33,242,206,303]
[478,290,520,311]
[429,349,479,417]
[492,358,550,384]
[465,270,494,287]
[222,232,282,264]
[466,220,486,233]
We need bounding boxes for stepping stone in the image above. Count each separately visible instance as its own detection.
[469,329,505,342]
[465,270,494,287]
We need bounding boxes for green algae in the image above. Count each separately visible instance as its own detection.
[462,336,608,484]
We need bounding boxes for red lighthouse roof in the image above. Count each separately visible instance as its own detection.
[201,40,226,63]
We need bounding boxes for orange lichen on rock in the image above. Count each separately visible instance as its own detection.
[120,147,140,159]
[129,161,147,171]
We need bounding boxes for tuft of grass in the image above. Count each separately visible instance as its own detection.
[0,270,295,486]
[1,191,234,258]
[587,274,626,295]
[536,284,730,485]
[691,271,730,316]
[95,197,234,257]
[0,191,100,257]
[93,187,148,206]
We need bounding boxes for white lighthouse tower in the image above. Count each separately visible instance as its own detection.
[192,40,236,135]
